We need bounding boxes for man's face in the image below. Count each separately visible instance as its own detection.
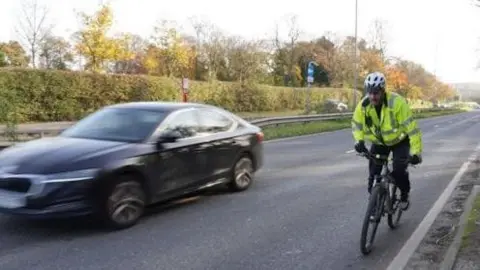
[368,90,384,106]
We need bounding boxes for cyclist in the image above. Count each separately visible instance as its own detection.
[351,71,423,211]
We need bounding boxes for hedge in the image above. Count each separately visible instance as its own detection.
[0,68,361,123]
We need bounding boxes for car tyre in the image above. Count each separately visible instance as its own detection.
[228,155,254,192]
[99,175,147,230]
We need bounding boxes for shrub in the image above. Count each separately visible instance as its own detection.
[0,68,360,122]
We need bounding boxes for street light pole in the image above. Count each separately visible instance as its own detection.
[353,0,359,107]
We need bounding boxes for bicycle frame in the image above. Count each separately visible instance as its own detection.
[361,152,412,216]
[372,156,397,215]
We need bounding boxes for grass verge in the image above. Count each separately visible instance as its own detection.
[460,193,480,249]
[262,108,467,141]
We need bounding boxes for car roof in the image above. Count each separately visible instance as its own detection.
[106,101,213,112]
[105,101,254,128]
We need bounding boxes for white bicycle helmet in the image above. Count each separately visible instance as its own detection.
[364,72,386,93]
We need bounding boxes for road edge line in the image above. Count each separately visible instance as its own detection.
[386,142,480,270]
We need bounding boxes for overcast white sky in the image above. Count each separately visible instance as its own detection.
[1,0,480,83]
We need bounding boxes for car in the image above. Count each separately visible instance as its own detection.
[0,102,264,229]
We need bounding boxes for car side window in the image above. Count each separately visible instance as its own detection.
[197,109,235,134]
[163,110,201,139]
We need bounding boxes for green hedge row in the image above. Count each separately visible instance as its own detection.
[0,68,361,123]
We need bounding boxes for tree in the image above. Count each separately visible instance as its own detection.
[15,0,53,68]
[111,33,147,74]
[188,16,210,80]
[359,49,385,79]
[0,51,7,67]
[188,19,228,81]
[0,41,30,67]
[385,66,408,91]
[106,33,139,74]
[271,14,302,86]
[367,18,389,61]
[149,19,196,78]
[38,34,74,70]
[223,37,269,84]
[73,4,129,72]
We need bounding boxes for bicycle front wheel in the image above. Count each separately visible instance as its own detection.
[360,185,384,255]
[387,185,403,229]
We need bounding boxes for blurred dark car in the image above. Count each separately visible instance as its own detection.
[0,102,264,229]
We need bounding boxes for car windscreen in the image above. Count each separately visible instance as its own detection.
[60,107,168,142]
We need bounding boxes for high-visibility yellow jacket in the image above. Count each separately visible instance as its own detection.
[351,91,423,155]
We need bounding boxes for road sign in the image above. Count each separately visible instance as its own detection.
[307,76,314,83]
[307,66,314,77]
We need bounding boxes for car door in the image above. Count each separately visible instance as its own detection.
[151,109,208,197]
[196,108,239,182]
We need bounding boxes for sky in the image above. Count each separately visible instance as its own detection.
[1,0,480,84]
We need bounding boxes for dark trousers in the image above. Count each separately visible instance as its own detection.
[368,138,410,198]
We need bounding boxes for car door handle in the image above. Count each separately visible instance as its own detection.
[178,148,190,153]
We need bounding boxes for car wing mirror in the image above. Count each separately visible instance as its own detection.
[156,130,181,146]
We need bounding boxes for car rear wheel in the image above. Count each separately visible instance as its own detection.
[101,175,147,230]
[228,155,254,192]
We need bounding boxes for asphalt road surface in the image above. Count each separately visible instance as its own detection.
[0,111,480,270]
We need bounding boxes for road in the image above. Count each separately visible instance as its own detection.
[0,111,479,270]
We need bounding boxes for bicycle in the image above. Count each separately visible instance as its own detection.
[358,151,414,255]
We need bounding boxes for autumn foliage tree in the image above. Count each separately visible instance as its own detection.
[385,66,408,92]
[0,41,30,67]
[73,4,132,72]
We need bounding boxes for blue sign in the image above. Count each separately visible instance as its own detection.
[306,61,316,84]
[307,66,314,77]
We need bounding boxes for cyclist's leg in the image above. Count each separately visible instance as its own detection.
[368,143,390,193]
[392,138,411,210]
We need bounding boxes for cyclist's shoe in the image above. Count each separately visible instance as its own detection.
[400,194,410,211]
[369,205,376,221]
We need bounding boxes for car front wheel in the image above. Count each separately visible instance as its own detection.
[101,175,147,230]
[228,155,254,192]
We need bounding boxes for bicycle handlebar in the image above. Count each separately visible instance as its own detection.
[357,151,414,166]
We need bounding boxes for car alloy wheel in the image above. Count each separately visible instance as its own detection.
[230,156,254,191]
[107,181,146,228]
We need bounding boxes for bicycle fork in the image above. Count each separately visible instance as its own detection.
[384,182,397,215]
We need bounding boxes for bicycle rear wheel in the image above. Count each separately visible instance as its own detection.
[387,185,403,229]
[360,185,385,255]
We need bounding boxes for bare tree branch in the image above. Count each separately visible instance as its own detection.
[14,0,53,68]
[367,18,389,61]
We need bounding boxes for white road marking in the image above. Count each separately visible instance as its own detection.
[386,142,480,270]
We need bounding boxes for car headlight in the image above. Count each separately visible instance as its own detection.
[42,168,99,183]
[27,169,99,198]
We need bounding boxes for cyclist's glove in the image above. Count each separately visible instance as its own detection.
[411,154,422,165]
[354,140,368,154]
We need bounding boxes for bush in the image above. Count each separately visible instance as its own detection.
[0,68,361,123]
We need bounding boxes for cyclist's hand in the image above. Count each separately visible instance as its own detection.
[354,140,368,154]
[411,154,422,165]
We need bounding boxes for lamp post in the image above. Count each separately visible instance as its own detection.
[353,0,359,106]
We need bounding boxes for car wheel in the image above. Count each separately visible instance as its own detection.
[228,155,254,192]
[102,176,146,230]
